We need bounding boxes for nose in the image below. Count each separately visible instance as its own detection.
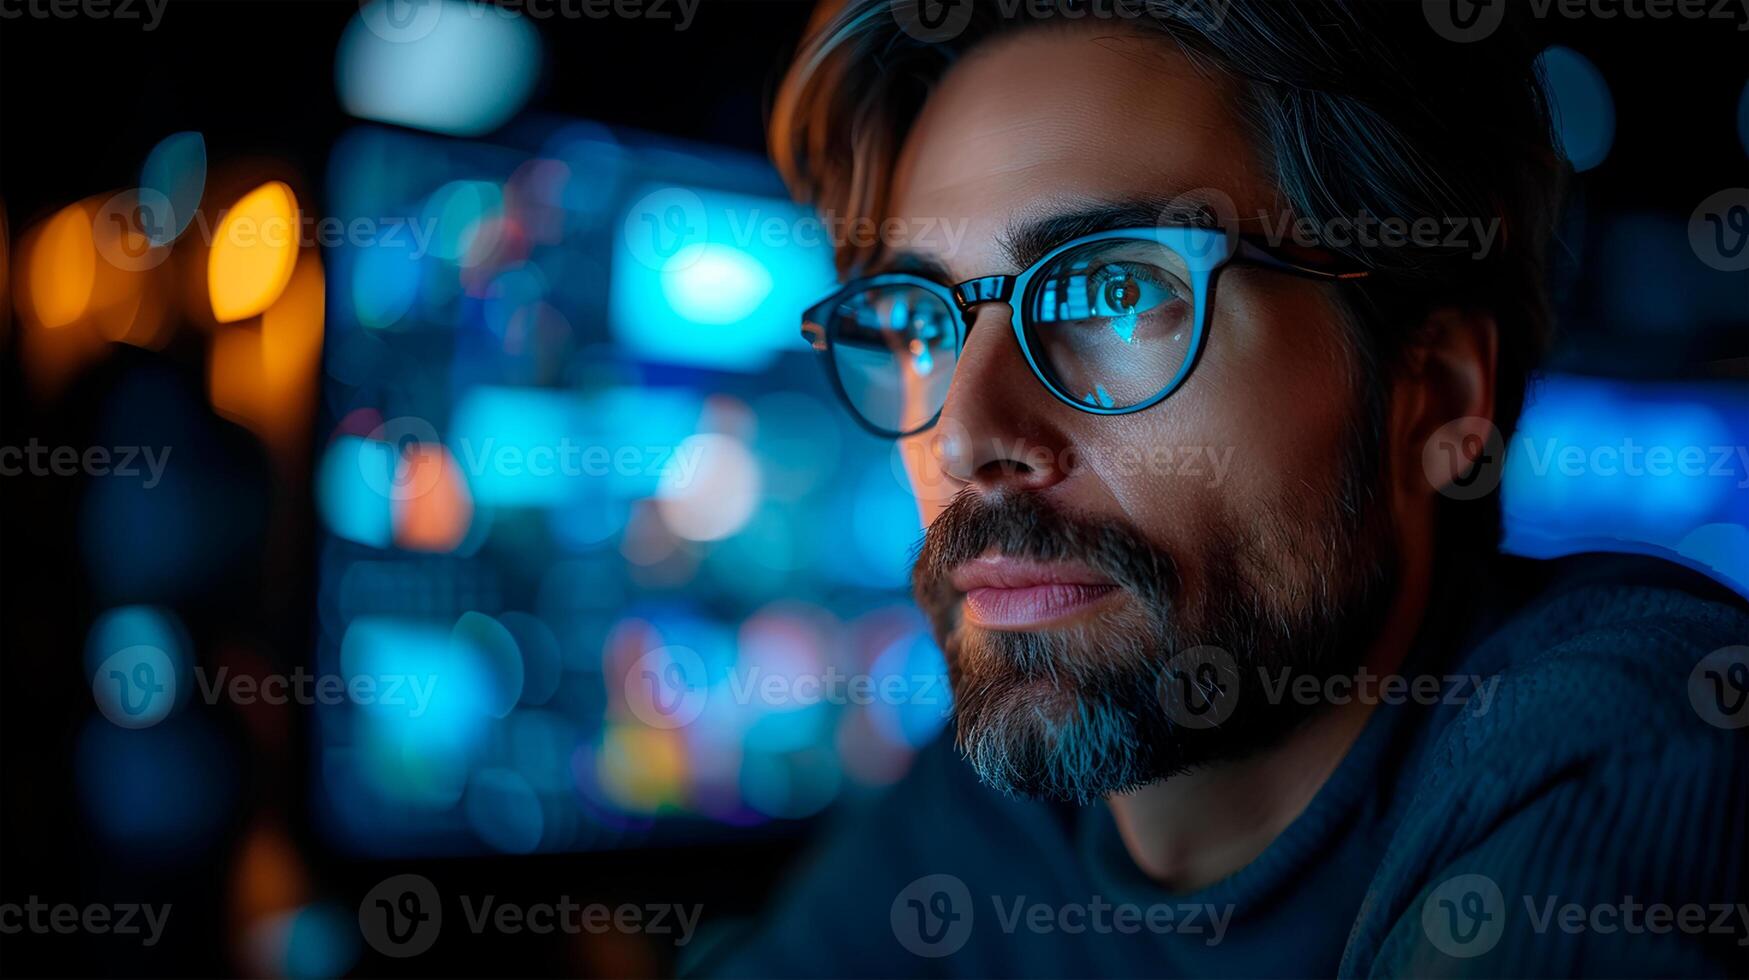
[934,305,1073,494]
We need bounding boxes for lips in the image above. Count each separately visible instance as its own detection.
[950,555,1120,629]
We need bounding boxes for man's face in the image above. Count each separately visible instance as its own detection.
[886,27,1400,801]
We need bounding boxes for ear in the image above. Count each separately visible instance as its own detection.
[1389,307,1499,501]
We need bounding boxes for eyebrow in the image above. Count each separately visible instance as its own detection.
[999,198,1218,272]
[865,249,955,281]
[862,197,1219,284]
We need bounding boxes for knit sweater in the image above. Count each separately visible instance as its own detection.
[697,553,1749,977]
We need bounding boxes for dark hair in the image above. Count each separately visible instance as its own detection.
[770,0,1567,566]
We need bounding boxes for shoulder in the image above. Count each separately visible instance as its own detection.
[1348,553,1749,975]
[1432,551,1749,777]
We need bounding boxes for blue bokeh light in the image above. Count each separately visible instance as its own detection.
[76,715,233,863]
[138,130,206,245]
[351,239,423,330]
[1538,46,1615,172]
[1502,375,1749,592]
[340,616,494,808]
[316,435,396,548]
[337,0,541,137]
[465,767,545,853]
[449,386,578,506]
[610,187,835,371]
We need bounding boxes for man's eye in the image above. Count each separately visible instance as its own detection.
[1084,263,1176,317]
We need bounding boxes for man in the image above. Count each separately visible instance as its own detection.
[699,0,1749,975]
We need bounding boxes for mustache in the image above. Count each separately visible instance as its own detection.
[911,490,1181,620]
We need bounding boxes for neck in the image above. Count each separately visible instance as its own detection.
[1106,552,1434,892]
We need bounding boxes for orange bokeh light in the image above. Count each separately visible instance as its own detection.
[25,202,96,329]
[208,181,300,323]
[392,444,474,552]
[210,249,324,453]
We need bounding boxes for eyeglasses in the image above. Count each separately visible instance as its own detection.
[801,225,1370,438]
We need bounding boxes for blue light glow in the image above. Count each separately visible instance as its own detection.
[610,187,835,371]
[86,606,189,729]
[424,179,502,262]
[465,767,545,853]
[866,630,952,750]
[585,386,705,498]
[660,244,775,325]
[1537,46,1615,172]
[483,263,549,336]
[548,481,632,550]
[278,903,360,980]
[341,616,494,807]
[449,386,579,506]
[351,239,423,330]
[317,435,396,547]
[453,610,524,718]
[844,464,922,590]
[500,612,562,706]
[84,605,187,678]
[77,715,232,863]
[138,131,206,245]
[337,0,541,137]
[1501,375,1749,593]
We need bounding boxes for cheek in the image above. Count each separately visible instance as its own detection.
[1196,278,1360,493]
[1083,278,1359,540]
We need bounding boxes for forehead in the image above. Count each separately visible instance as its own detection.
[887,26,1272,279]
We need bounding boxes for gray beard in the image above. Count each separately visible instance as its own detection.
[912,461,1395,804]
